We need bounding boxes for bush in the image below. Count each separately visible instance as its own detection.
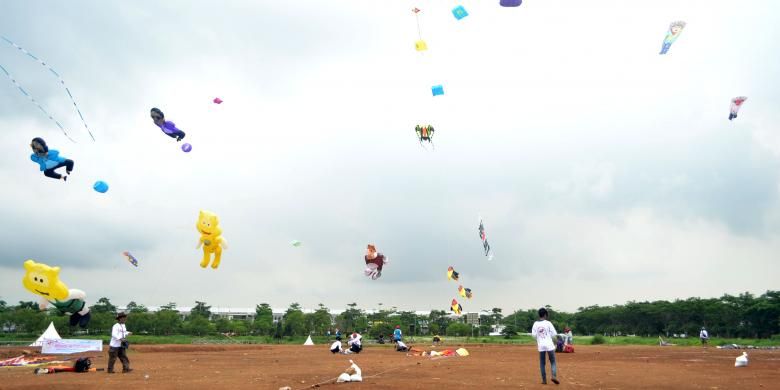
[591,334,605,345]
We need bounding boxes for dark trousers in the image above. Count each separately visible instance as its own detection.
[164,130,185,140]
[43,159,74,179]
[539,350,557,382]
[349,344,362,353]
[108,347,130,372]
[69,312,91,328]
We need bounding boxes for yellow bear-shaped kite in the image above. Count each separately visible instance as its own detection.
[196,210,227,269]
[22,259,70,301]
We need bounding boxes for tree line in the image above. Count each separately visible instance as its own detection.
[1,291,777,339]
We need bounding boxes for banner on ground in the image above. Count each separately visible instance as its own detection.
[42,339,102,354]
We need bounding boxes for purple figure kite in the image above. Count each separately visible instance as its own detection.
[150,107,186,141]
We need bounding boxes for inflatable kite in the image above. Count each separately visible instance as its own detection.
[1,36,94,142]
[364,244,388,280]
[150,108,186,141]
[182,143,192,152]
[458,285,473,299]
[415,125,435,149]
[29,137,74,181]
[447,266,459,281]
[450,299,462,315]
[22,259,69,300]
[729,96,748,120]
[478,218,493,260]
[291,240,302,247]
[122,251,139,267]
[22,259,91,327]
[500,0,522,6]
[213,97,223,104]
[452,5,468,20]
[93,180,109,193]
[196,210,227,269]
[659,21,686,55]
[413,8,427,51]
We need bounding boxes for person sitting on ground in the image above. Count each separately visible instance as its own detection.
[330,336,344,354]
[346,332,362,354]
[432,335,442,346]
[659,336,675,346]
[395,339,410,352]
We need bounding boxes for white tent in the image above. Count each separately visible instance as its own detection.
[30,322,62,347]
[303,335,314,346]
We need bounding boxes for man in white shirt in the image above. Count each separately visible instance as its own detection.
[531,308,559,385]
[330,336,344,354]
[699,327,709,346]
[108,312,132,373]
[346,332,362,354]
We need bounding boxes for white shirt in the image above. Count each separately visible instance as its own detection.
[348,334,362,347]
[110,323,128,348]
[396,341,408,350]
[330,341,342,351]
[531,320,557,352]
[700,330,709,339]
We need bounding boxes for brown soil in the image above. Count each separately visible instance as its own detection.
[0,344,777,389]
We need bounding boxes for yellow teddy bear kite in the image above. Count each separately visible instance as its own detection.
[22,259,70,300]
[196,210,227,269]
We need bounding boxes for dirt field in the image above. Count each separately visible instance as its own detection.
[1,343,778,389]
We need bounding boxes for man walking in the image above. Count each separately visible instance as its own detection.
[699,327,709,346]
[532,308,559,385]
[108,312,132,373]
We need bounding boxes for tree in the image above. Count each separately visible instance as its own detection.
[184,314,214,336]
[160,302,177,311]
[283,303,306,336]
[253,303,274,335]
[153,309,182,335]
[337,303,366,333]
[16,301,38,310]
[192,301,212,319]
[309,304,332,335]
[90,297,117,314]
[126,301,148,313]
[0,299,7,313]
[446,322,471,336]
[501,324,518,339]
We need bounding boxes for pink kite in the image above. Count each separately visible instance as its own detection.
[213,97,223,104]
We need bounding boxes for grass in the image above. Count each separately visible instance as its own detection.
[2,333,776,347]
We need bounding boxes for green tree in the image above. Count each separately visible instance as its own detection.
[126,301,148,313]
[446,322,471,336]
[337,303,366,333]
[283,303,306,336]
[17,301,38,310]
[253,303,273,335]
[309,304,332,335]
[90,297,117,314]
[153,307,182,335]
[192,301,212,319]
[184,315,214,336]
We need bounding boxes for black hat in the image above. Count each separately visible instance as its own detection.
[116,312,128,320]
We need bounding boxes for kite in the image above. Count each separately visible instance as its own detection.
[478,218,493,260]
[22,260,91,328]
[450,299,462,315]
[291,240,302,247]
[364,244,389,280]
[500,0,522,6]
[1,36,95,142]
[659,21,686,55]
[213,97,223,104]
[93,181,109,193]
[458,285,473,299]
[447,266,459,281]
[413,7,427,51]
[729,96,748,120]
[150,108,186,141]
[415,125,435,149]
[197,210,227,269]
[29,137,74,181]
[122,251,139,267]
[452,5,469,20]
[432,85,444,96]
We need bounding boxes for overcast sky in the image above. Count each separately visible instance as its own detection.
[1,0,779,314]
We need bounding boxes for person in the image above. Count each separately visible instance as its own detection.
[346,332,362,354]
[393,325,402,342]
[531,308,559,385]
[30,137,74,181]
[150,107,186,141]
[700,327,709,346]
[335,328,341,339]
[395,339,410,352]
[364,244,389,280]
[108,312,132,373]
[432,335,442,346]
[563,327,573,345]
[330,336,344,354]
[377,334,385,344]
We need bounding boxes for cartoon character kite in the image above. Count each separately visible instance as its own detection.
[447,266,459,281]
[458,285,473,299]
[364,244,389,280]
[122,252,139,267]
[450,299,462,315]
[729,96,748,120]
[659,21,686,55]
[22,259,91,328]
[415,125,435,149]
[196,210,227,269]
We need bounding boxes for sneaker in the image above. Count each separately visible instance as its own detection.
[552,378,559,385]
[542,380,547,384]
[107,371,115,374]
[123,368,133,373]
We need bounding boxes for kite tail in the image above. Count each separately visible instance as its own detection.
[0,63,76,142]
[2,36,94,141]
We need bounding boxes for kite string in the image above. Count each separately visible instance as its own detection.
[0,63,76,142]
[416,13,422,40]
[1,36,95,141]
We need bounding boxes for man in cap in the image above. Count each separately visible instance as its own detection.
[108,312,132,373]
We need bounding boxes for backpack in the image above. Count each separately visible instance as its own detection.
[74,357,92,372]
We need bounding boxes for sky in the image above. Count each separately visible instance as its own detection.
[1,0,779,314]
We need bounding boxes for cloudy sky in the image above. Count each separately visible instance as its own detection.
[1,0,779,314]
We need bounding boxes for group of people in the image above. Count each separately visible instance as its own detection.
[330,331,363,354]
